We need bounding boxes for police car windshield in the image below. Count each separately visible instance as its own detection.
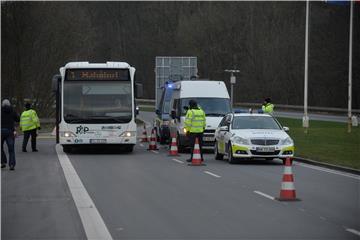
[180,98,231,116]
[232,116,282,130]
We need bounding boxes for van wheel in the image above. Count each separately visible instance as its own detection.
[160,135,166,144]
[228,143,237,164]
[214,141,223,160]
[177,133,185,153]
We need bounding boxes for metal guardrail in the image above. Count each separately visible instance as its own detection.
[136,98,360,114]
[40,100,358,123]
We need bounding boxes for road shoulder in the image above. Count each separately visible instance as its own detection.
[1,137,86,239]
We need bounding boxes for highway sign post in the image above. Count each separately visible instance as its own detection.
[225,69,240,109]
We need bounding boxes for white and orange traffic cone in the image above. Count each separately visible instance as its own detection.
[188,137,205,166]
[168,133,180,156]
[141,124,148,143]
[277,158,300,201]
[147,128,159,151]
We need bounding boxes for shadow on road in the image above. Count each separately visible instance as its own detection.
[65,145,134,155]
[217,158,284,166]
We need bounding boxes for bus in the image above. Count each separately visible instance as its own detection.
[52,62,142,153]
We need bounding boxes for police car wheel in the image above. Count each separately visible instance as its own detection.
[228,143,236,164]
[214,141,223,160]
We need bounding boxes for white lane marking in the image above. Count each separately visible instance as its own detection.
[346,228,360,236]
[204,171,221,178]
[295,162,360,180]
[172,158,184,164]
[254,191,275,201]
[151,150,159,154]
[55,145,113,240]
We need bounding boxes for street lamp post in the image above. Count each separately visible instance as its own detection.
[225,69,240,109]
[347,0,354,133]
[303,0,310,133]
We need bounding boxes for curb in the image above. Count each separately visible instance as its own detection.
[294,157,360,175]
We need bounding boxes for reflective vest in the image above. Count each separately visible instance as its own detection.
[262,103,274,114]
[20,109,40,132]
[184,108,206,133]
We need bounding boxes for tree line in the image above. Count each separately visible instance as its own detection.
[1,1,359,117]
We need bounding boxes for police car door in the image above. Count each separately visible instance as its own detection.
[223,114,233,155]
[216,115,227,153]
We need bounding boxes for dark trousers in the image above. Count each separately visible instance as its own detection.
[1,128,16,167]
[22,129,37,151]
[189,132,204,161]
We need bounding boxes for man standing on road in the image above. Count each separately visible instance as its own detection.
[262,98,274,114]
[1,99,20,170]
[20,102,41,152]
[184,100,206,162]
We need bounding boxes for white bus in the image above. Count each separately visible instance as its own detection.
[52,62,142,153]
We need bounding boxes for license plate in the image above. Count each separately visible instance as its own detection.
[256,147,275,152]
[90,139,107,144]
[203,137,214,142]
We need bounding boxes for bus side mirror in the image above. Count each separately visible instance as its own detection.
[135,83,143,98]
[136,106,140,115]
[155,109,161,115]
[52,74,61,93]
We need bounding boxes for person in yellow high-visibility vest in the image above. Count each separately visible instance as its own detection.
[20,103,41,152]
[262,98,274,114]
[184,100,206,162]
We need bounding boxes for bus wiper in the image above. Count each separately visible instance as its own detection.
[206,113,225,116]
[65,118,85,123]
[88,115,130,123]
[65,114,84,123]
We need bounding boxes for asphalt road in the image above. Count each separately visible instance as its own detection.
[1,111,359,239]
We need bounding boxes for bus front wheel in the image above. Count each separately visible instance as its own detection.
[63,145,72,153]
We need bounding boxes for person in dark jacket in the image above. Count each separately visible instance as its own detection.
[1,99,20,170]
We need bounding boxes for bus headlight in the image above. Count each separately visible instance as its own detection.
[120,131,136,137]
[61,131,77,138]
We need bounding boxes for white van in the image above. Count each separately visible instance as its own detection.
[169,80,232,151]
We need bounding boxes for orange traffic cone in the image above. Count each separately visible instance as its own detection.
[141,124,148,143]
[277,158,300,201]
[168,133,180,156]
[147,128,159,150]
[188,137,205,166]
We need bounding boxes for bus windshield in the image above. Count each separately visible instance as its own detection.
[180,98,231,116]
[63,81,132,123]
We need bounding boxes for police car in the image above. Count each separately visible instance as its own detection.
[214,112,294,164]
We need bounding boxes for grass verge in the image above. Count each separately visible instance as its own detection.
[277,117,360,170]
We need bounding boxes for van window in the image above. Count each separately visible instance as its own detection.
[180,98,231,116]
[162,87,174,114]
[172,99,180,117]
[158,89,166,113]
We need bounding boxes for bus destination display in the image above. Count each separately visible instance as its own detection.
[65,69,129,81]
